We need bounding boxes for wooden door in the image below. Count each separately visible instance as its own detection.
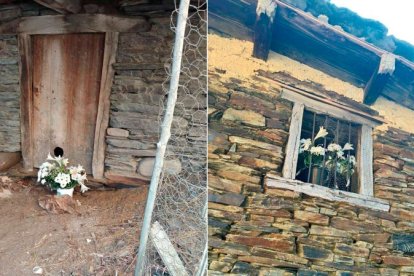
[32,33,105,173]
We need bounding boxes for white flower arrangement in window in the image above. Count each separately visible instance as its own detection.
[37,153,89,196]
[297,126,356,189]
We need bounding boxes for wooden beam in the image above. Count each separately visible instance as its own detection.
[358,124,374,196]
[211,0,414,91]
[282,102,304,179]
[208,12,253,41]
[34,0,81,14]
[150,221,189,276]
[253,0,277,60]
[363,53,396,105]
[5,14,150,35]
[281,88,384,128]
[92,32,119,180]
[18,34,34,171]
[266,174,390,211]
[257,69,379,116]
[276,0,414,74]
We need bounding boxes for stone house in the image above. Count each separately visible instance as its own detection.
[208,0,414,275]
[0,0,206,185]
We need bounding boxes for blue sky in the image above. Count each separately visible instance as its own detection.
[330,0,414,44]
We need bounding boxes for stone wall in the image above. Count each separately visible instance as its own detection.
[208,69,414,275]
[0,34,20,152]
[105,16,207,181]
[104,17,173,180]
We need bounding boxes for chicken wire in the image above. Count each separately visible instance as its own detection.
[135,0,207,275]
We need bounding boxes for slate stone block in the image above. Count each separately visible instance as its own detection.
[231,261,258,275]
[393,233,414,254]
[298,269,329,276]
[299,245,333,261]
[208,192,246,206]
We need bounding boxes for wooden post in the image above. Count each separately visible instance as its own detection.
[358,124,374,196]
[92,32,119,180]
[363,53,395,105]
[282,102,304,179]
[150,221,189,276]
[253,0,277,61]
[18,34,34,172]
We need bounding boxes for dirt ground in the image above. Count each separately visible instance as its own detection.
[0,176,148,276]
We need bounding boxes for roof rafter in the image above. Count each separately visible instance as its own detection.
[252,0,277,61]
[364,53,396,105]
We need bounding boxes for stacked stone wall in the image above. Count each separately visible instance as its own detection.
[0,34,20,152]
[106,16,207,180]
[208,72,414,275]
[104,17,173,180]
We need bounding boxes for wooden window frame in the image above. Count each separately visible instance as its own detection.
[280,88,381,197]
[17,15,130,180]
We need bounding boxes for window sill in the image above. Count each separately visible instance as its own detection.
[265,173,390,212]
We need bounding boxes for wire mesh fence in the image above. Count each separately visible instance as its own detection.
[136,0,207,275]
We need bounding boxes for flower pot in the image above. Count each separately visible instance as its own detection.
[311,166,323,185]
[56,187,74,197]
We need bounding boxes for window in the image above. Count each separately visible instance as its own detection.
[281,88,382,197]
[296,110,360,192]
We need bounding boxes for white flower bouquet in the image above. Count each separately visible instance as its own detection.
[37,154,89,194]
[325,142,356,177]
[298,127,356,179]
[299,126,328,169]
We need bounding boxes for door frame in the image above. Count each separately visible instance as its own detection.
[18,16,121,180]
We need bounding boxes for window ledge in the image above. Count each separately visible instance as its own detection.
[265,173,390,212]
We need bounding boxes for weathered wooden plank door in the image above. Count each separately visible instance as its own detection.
[32,33,105,173]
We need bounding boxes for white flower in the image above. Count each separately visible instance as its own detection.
[310,146,325,156]
[343,143,354,151]
[47,153,69,166]
[37,162,55,182]
[69,165,87,182]
[47,153,54,161]
[327,143,342,152]
[79,182,90,193]
[68,164,88,193]
[314,127,328,141]
[37,169,43,182]
[73,173,87,183]
[337,150,344,159]
[300,138,312,152]
[349,155,356,165]
[41,179,46,184]
[54,173,71,188]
